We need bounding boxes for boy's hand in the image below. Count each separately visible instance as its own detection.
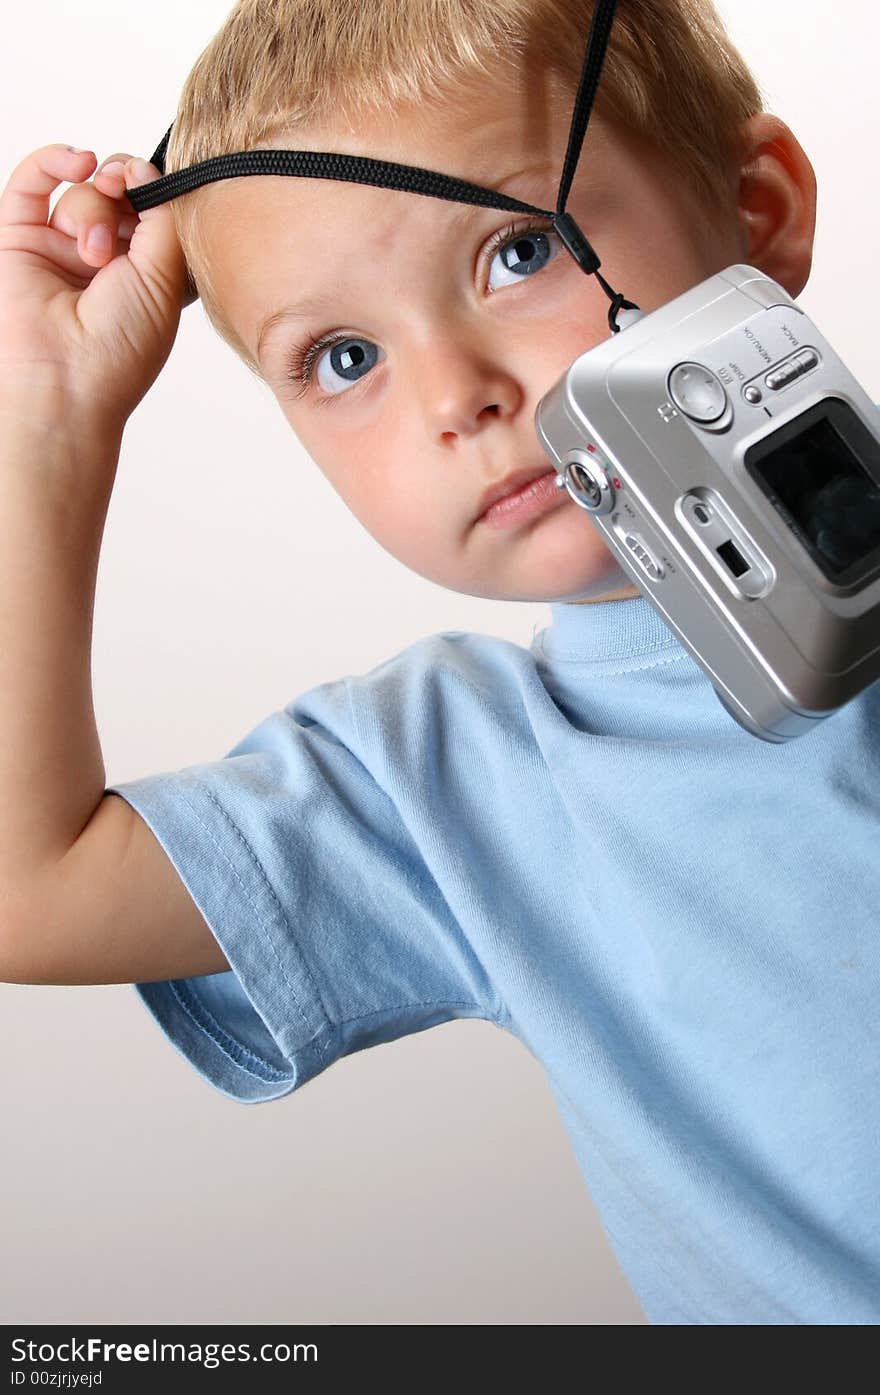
[0,144,197,434]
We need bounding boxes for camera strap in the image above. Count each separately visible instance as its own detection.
[125,0,638,332]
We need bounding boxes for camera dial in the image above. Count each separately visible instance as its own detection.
[555,448,616,514]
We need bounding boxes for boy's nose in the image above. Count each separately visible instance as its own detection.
[414,341,519,440]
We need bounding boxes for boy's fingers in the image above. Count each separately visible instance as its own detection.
[119,158,189,304]
[94,153,136,191]
[107,158,198,308]
[0,144,96,232]
[96,152,133,173]
[46,179,131,251]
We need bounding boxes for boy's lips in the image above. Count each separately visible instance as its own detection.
[475,465,558,521]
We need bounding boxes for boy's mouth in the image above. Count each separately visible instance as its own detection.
[476,468,565,530]
[476,465,558,521]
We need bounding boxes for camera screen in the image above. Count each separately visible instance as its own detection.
[744,397,880,586]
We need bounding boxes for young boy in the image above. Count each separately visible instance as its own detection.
[2,0,878,1324]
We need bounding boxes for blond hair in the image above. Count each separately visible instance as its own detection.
[165,0,765,375]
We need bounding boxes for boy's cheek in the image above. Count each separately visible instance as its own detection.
[352,474,463,568]
[359,491,436,556]
[355,515,445,579]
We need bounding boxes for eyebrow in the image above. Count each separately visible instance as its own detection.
[255,162,552,364]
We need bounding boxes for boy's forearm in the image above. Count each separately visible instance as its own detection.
[0,395,124,891]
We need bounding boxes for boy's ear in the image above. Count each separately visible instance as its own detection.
[731,112,818,299]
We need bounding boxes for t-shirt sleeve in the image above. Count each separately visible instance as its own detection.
[105,669,499,1104]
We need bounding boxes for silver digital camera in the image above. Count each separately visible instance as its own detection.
[534,263,880,742]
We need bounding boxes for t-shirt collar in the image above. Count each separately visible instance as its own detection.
[535,592,688,664]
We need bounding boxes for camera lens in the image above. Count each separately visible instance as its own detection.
[694,503,712,525]
[567,461,603,509]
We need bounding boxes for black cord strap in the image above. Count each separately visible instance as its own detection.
[126,0,638,333]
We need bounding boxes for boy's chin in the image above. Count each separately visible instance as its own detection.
[533,559,640,605]
[408,535,640,603]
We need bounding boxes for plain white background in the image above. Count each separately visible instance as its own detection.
[1,0,877,1325]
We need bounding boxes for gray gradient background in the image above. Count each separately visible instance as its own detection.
[2,0,877,1326]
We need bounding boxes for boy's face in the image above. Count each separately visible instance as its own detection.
[203,67,749,603]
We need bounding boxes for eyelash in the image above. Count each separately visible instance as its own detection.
[280,213,557,404]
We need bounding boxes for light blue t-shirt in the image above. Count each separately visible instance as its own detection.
[106,594,880,1325]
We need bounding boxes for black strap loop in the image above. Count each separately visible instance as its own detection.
[595,270,641,335]
[128,0,638,330]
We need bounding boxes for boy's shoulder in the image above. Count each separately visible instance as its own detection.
[284,626,539,753]
[348,626,536,702]
[303,625,534,696]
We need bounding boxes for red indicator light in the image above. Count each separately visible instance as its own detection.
[613,477,622,489]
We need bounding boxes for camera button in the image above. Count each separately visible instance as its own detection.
[622,531,665,581]
[794,348,819,373]
[667,362,728,423]
[765,359,800,390]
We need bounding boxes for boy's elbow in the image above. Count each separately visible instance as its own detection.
[0,883,41,983]
[0,867,89,986]
[0,876,55,987]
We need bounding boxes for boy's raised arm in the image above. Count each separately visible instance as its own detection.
[0,143,228,984]
[0,404,230,986]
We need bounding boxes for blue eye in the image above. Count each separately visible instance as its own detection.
[312,337,385,396]
[485,217,560,292]
[281,332,384,402]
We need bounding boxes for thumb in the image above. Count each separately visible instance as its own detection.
[122,157,189,306]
